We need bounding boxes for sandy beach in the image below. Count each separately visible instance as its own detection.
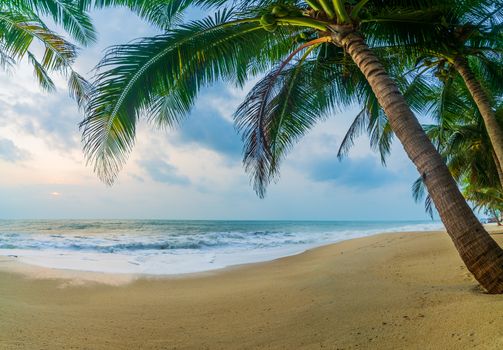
[1,228,502,350]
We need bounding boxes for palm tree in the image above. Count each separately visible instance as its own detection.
[80,0,503,293]
[426,102,503,192]
[339,60,503,202]
[415,1,503,171]
[464,184,503,226]
[338,0,503,170]
[412,88,503,217]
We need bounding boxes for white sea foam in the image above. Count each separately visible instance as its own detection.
[0,220,444,275]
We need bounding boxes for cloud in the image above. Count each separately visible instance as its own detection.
[308,155,399,189]
[139,159,190,186]
[0,72,82,152]
[0,138,30,162]
[174,97,243,159]
[128,173,145,182]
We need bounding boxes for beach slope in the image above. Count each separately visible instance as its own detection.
[1,229,502,349]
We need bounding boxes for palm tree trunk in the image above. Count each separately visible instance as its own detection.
[491,210,502,226]
[453,58,503,173]
[492,151,503,190]
[331,27,503,293]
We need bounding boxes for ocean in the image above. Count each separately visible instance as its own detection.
[0,220,444,275]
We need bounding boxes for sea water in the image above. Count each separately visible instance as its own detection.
[0,220,443,275]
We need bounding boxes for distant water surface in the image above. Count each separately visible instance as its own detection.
[0,220,443,274]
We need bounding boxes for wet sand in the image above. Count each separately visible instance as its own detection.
[0,228,502,349]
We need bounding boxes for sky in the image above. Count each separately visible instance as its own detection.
[0,7,436,220]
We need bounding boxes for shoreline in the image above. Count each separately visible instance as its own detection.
[0,225,452,283]
[0,229,446,285]
[0,220,445,276]
[1,228,502,349]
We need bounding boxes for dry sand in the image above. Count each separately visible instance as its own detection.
[0,228,502,349]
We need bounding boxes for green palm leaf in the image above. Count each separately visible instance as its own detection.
[0,1,98,96]
[235,58,328,196]
[81,10,295,184]
[27,51,56,91]
[13,0,96,45]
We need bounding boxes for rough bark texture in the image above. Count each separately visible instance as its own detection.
[492,151,503,190]
[331,28,503,293]
[453,58,503,173]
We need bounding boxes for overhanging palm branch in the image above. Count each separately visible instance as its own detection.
[0,1,95,101]
[14,0,96,45]
[81,9,302,184]
[235,40,338,196]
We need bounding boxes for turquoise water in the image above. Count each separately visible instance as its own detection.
[0,220,443,274]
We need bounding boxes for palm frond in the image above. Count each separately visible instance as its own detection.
[27,51,56,92]
[412,176,434,218]
[337,107,368,159]
[81,10,294,184]
[68,70,92,106]
[14,0,97,45]
[235,57,330,196]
